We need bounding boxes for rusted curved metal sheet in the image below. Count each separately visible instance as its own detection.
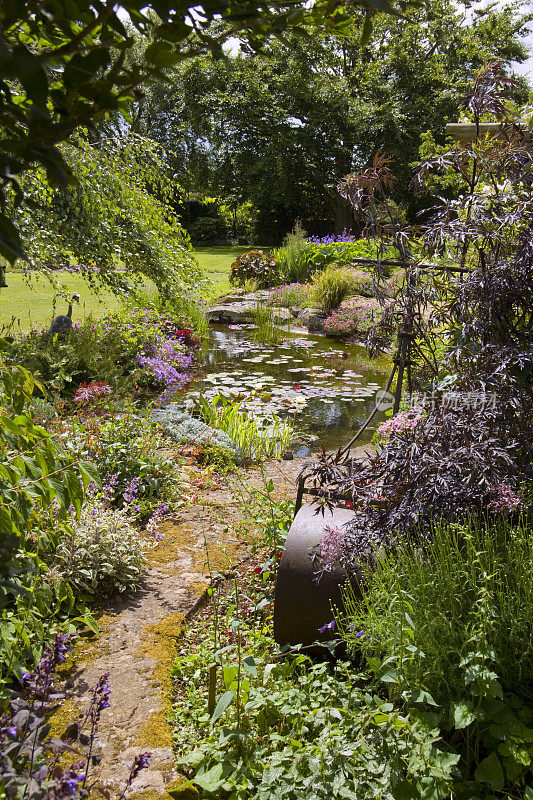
[273,504,357,647]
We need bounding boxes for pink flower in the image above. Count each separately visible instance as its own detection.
[73,381,112,403]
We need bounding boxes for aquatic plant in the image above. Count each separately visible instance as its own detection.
[250,303,286,345]
[192,393,293,460]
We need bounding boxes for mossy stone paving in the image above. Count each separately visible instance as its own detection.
[54,458,305,797]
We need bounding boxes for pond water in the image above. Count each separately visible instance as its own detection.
[187,325,392,453]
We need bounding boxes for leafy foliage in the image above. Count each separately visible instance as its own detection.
[229,250,279,289]
[67,408,181,524]
[0,353,99,690]
[0,0,392,261]
[136,0,530,241]
[6,307,199,403]
[43,503,146,597]
[12,133,200,301]
[340,516,533,796]
[305,66,533,538]
[191,393,293,460]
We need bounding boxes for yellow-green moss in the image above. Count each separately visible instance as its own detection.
[149,524,198,571]
[138,612,185,690]
[134,706,173,749]
[128,779,199,800]
[133,612,186,749]
[150,521,238,578]
[164,777,199,798]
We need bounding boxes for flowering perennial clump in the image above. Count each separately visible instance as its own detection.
[376,406,425,444]
[267,282,313,308]
[73,381,112,403]
[324,297,385,337]
[486,483,521,515]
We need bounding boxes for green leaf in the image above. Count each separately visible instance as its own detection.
[474,752,504,790]
[223,665,238,689]
[407,689,438,707]
[176,749,205,768]
[452,700,477,729]
[243,655,257,677]
[144,41,181,68]
[211,690,235,723]
[194,763,224,792]
[380,667,400,683]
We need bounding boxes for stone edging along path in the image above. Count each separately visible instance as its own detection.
[53,459,305,799]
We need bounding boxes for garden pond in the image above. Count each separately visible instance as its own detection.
[185,324,392,453]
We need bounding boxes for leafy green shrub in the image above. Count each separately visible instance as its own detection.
[311,264,360,311]
[271,221,311,284]
[273,230,392,284]
[229,250,279,289]
[44,503,145,595]
[0,356,98,691]
[340,516,533,795]
[196,444,236,473]
[69,410,179,522]
[6,307,200,402]
[191,215,228,243]
[179,657,457,799]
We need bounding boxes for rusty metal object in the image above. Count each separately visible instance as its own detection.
[273,504,357,647]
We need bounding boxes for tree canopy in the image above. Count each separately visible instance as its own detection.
[0,0,410,263]
[134,0,530,240]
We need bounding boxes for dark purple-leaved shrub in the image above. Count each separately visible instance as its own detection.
[305,64,533,562]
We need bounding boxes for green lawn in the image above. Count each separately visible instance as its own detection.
[196,245,270,299]
[0,245,269,332]
[0,272,122,331]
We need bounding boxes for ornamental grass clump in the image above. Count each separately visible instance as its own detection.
[192,393,293,460]
[311,264,362,312]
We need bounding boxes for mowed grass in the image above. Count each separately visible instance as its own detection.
[0,272,123,331]
[196,245,271,299]
[0,245,271,332]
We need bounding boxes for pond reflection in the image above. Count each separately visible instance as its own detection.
[189,325,391,451]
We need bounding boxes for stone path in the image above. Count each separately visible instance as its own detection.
[57,458,305,798]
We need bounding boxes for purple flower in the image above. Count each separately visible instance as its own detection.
[6,727,17,738]
[318,619,336,634]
